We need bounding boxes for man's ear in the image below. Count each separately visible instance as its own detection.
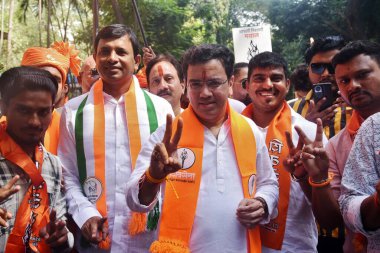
[134,54,142,68]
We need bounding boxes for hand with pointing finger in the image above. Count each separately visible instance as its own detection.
[81,216,109,245]
[39,209,69,248]
[306,99,338,127]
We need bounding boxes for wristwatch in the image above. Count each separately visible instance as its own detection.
[254,197,268,217]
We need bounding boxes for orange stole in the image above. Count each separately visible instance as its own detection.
[0,124,51,253]
[242,102,291,250]
[150,104,261,253]
[346,110,363,138]
[44,109,61,155]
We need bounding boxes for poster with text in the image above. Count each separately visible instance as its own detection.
[232,24,272,63]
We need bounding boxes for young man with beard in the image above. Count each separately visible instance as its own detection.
[290,36,350,139]
[126,44,279,252]
[58,24,173,252]
[243,51,327,252]
[146,54,185,116]
[0,66,72,252]
[296,40,380,253]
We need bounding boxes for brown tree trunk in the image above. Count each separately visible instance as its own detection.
[111,0,124,24]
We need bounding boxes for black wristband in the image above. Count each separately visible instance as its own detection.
[254,196,268,217]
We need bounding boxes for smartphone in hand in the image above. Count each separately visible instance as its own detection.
[313,82,333,112]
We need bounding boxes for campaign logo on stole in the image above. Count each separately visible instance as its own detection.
[177,148,195,170]
[83,177,103,203]
[167,148,196,183]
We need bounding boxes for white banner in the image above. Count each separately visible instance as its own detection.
[232,24,272,63]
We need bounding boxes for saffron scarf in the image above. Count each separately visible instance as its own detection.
[242,101,291,250]
[74,77,158,247]
[346,110,363,139]
[0,123,51,253]
[150,104,261,253]
[43,109,61,155]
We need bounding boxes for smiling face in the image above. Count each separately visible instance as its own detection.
[186,59,232,128]
[335,54,380,118]
[247,66,289,114]
[94,35,140,87]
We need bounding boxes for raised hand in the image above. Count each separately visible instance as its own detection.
[306,99,338,126]
[295,118,330,181]
[142,46,156,67]
[148,114,183,180]
[0,175,20,202]
[39,209,69,248]
[80,216,109,244]
[283,131,307,179]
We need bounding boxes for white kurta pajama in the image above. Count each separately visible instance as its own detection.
[58,76,173,252]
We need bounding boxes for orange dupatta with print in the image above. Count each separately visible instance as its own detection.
[150,104,261,253]
[0,123,51,253]
[242,101,291,250]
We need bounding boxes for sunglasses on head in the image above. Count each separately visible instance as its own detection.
[310,63,335,75]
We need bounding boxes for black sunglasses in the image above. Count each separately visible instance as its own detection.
[310,63,335,75]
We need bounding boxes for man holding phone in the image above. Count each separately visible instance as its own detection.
[290,36,351,139]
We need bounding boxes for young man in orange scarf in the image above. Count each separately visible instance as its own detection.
[20,42,81,155]
[58,24,173,252]
[243,52,328,252]
[126,44,279,253]
[0,66,72,252]
[295,41,380,253]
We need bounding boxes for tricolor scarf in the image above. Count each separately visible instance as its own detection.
[150,104,261,253]
[0,123,51,253]
[242,101,291,250]
[74,77,159,247]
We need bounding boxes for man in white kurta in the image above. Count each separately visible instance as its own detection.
[126,44,279,252]
[58,24,173,252]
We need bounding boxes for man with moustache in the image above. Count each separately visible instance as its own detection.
[58,24,173,252]
[146,54,185,116]
[243,51,326,252]
[290,36,350,139]
[126,44,279,252]
[304,40,380,253]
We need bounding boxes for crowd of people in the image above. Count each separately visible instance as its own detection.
[0,23,379,253]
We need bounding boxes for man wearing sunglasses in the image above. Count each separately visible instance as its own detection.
[232,62,251,105]
[290,36,351,139]
[78,55,100,94]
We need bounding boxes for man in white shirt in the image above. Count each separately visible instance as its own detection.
[146,54,185,116]
[244,51,327,252]
[58,24,173,252]
[126,44,279,252]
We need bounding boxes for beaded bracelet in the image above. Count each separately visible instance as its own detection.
[145,168,166,184]
[308,172,334,188]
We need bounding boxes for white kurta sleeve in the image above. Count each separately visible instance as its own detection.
[126,124,166,212]
[58,105,102,229]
